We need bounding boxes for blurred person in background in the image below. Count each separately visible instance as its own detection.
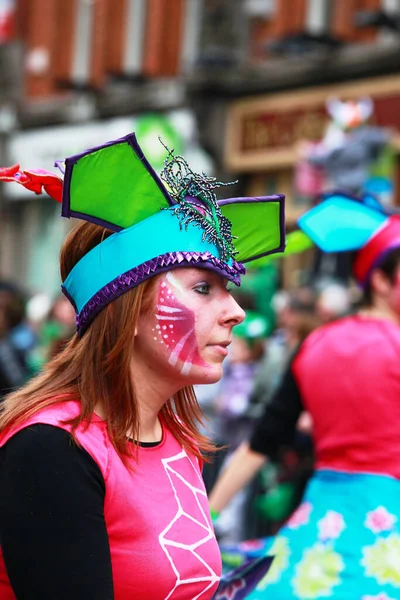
[209,196,400,598]
[216,310,269,449]
[0,282,31,400]
[207,287,319,545]
[0,135,285,599]
[237,287,318,542]
[315,279,352,323]
[44,294,76,359]
[28,294,76,374]
[211,311,269,544]
[250,286,319,410]
[194,288,259,437]
[278,286,319,349]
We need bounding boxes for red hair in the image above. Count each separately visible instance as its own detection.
[0,222,215,462]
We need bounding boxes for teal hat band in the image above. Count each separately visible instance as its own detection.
[62,208,245,334]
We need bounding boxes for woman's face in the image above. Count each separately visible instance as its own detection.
[135,268,245,385]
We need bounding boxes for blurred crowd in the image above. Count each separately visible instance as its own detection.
[195,271,355,545]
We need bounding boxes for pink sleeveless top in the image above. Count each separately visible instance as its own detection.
[293,315,400,478]
[0,400,221,600]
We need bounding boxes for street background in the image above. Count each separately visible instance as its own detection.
[1,0,400,542]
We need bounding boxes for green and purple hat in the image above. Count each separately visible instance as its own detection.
[0,133,285,335]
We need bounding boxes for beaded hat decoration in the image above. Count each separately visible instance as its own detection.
[159,142,237,263]
[298,191,400,286]
[0,133,285,334]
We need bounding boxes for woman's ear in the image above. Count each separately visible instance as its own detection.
[369,268,392,298]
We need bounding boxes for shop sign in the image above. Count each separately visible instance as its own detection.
[225,76,400,172]
[241,107,327,152]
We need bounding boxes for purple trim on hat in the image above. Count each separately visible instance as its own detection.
[219,195,286,263]
[217,194,284,207]
[66,210,124,232]
[277,193,286,256]
[61,133,174,229]
[54,160,65,175]
[61,157,73,219]
[61,135,132,224]
[74,251,245,336]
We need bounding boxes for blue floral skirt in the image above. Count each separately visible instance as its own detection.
[220,469,400,599]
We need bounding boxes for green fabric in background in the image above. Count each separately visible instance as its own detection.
[237,263,279,336]
[249,231,313,270]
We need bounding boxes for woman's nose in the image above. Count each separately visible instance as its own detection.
[222,295,245,326]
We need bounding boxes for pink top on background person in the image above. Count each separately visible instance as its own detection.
[293,314,400,478]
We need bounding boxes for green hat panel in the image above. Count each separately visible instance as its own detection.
[62,134,172,231]
[219,196,285,263]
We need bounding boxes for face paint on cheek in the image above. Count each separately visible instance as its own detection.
[153,279,207,375]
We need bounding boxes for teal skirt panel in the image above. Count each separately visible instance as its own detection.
[220,470,400,600]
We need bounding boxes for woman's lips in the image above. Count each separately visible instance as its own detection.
[207,343,230,357]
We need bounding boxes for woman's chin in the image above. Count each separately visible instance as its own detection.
[182,363,223,386]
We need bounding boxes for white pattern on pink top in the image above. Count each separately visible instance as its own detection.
[160,451,221,599]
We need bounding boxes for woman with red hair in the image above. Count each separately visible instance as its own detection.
[0,134,285,600]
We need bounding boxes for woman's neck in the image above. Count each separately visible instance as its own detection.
[136,403,163,443]
[94,364,173,443]
[94,400,163,443]
[358,305,400,326]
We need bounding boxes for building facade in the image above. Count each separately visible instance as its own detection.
[1,0,400,294]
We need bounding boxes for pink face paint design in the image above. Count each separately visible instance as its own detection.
[154,280,207,375]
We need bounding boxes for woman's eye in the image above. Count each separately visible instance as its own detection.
[194,283,211,295]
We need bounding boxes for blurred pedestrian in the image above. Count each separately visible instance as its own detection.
[0,134,285,599]
[216,311,269,447]
[0,282,30,400]
[209,196,400,597]
[28,294,76,374]
[212,311,269,544]
[250,287,318,410]
[316,280,352,323]
[242,288,318,540]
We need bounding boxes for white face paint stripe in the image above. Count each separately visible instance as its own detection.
[181,362,192,376]
[168,328,194,367]
[157,305,182,313]
[181,344,196,376]
[166,271,185,292]
[156,315,186,321]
